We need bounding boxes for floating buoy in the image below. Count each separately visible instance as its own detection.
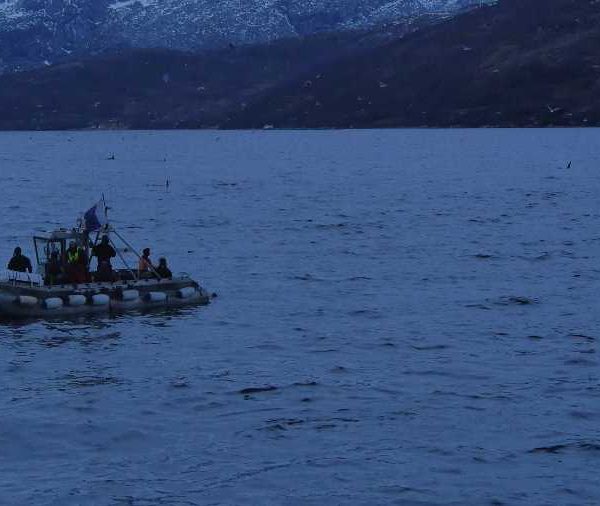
[177,287,196,299]
[68,294,87,306]
[146,291,167,302]
[44,297,64,310]
[91,294,110,306]
[17,295,38,306]
[121,289,140,301]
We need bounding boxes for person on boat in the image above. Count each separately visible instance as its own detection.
[155,257,172,279]
[79,246,90,282]
[66,241,88,284]
[8,247,32,273]
[138,248,153,277]
[45,250,63,285]
[92,235,116,282]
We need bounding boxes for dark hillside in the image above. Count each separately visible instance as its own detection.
[0,28,404,130]
[230,0,600,128]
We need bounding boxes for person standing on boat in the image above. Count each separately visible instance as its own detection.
[66,241,88,284]
[7,247,32,273]
[138,248,153,278]
[92,235,116,282]
[45,250,63,285]
[79,245,90,282]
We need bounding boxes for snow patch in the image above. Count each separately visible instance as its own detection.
[0,0,26,20]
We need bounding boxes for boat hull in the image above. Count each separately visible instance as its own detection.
[0,276,211,320]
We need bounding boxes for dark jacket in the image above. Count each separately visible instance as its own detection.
[93,242,116,264]
[156,265,172,279]
[8,254,32,273]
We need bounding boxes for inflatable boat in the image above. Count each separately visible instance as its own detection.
[0,272,211,319]
[0,202,211,320]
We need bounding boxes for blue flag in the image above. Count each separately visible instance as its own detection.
[83,201,107,232]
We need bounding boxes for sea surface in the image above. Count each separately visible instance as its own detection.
[0,129,599,506]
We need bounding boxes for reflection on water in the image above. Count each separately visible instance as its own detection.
[1,129,600,505]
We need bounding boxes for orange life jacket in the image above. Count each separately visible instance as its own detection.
[139,256,152,271]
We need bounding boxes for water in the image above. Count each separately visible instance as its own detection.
[0,129,599,505]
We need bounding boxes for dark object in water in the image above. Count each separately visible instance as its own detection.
[529,442,600,454]
[508,296,535,305]
[238,386,277,395]
[492,296,537,306]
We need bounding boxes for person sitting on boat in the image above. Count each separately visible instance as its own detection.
[92,235,116,282]
[66,241,88,284]
[7,247,32,273]
[155,257,172,279]
[138,248,154,278]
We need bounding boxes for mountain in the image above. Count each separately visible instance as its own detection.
[230,0,600,128]
[0,29,403,129]
[0,0,596,130]
[0,0,485,73]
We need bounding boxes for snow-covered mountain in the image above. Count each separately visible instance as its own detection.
[0,0,487,72]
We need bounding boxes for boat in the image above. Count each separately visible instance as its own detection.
[0,201,211,320]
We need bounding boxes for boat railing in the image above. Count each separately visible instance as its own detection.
[0,269,44,287]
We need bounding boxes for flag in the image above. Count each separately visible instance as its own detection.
[83,201,107,232]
